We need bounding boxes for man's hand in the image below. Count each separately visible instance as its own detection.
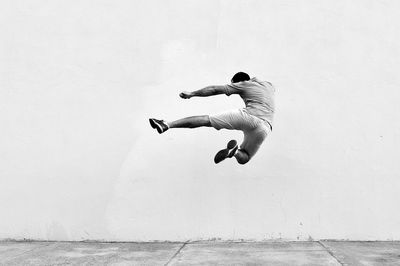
[179,91,193,99]
[180,85,225,98]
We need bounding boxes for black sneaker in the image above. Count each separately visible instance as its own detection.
[149,118,169,134]
[214,140,238,164]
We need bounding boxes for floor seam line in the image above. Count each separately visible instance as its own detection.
[317,241,344,266]
[164,240,190,266]
[3,242,54,263]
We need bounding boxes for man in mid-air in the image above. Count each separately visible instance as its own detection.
[149,72,275,165]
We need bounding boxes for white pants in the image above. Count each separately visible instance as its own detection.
[209,109,271,159]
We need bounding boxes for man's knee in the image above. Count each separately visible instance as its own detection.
[235,149,250,165]
[237,158,249,165]
[202,115,212,127]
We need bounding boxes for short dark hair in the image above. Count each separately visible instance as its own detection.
[231,72,250,83]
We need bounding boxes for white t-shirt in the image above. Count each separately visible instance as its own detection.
[223,77,275,126]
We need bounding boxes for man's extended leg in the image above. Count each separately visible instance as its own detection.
[168,115,211,128]
[149,115,211,134]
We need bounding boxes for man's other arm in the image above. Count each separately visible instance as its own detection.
[180,85,227,99]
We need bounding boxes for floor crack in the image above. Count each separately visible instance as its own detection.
[164,240,190,266]
[317,241,345,266]
[3,242,54,263]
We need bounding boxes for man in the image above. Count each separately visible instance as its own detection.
[149,72,275,165]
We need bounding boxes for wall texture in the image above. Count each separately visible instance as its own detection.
[1,0,400,241]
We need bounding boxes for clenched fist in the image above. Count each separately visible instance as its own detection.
[179,91,193,99]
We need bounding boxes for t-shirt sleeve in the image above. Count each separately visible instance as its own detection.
[223,82,244,96]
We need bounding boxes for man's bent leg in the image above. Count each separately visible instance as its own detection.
[168,115,211,129]
[235,124,269,164]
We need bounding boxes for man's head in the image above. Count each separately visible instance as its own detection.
[231,72,250,83]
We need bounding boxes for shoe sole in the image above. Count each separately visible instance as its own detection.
[227,140,239,158]
[214,140,238,164]
[149,119,163,134]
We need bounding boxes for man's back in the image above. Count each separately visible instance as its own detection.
[223,77,275,126]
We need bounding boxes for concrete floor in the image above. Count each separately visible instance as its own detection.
[0,241,399,265]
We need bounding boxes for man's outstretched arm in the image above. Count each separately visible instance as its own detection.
[180,85,226,99]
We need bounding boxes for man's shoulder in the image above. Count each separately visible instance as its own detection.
[227,77,273,91]
[250,77,271,86]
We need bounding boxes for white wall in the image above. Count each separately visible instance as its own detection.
[1,0,400,241]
